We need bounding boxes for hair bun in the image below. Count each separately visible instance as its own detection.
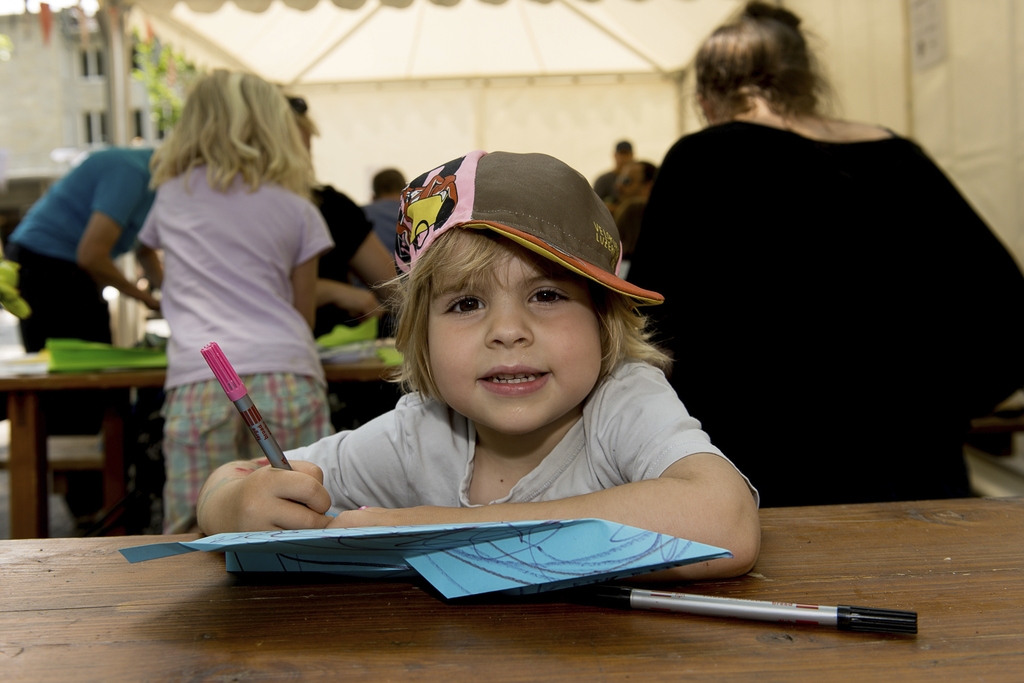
[744,1,801,30]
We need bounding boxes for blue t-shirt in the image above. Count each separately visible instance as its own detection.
[10,147,155,263]
[362,198,401,252]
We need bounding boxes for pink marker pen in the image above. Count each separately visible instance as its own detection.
[200,342,292,470]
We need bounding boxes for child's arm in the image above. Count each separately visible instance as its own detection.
[291,257,320,328]
[196,459,333,534]
[327,452,760,580]
[348,232,398,302]
[315,278,382,318]
[197,450,758,578]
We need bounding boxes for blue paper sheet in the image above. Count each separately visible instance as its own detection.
[120,519,731,599]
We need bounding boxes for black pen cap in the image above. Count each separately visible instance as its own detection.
[566,584,633,609]
[837,605,918,634]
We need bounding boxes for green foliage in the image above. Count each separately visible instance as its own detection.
[131,31,199,136]
[0,34,13,62]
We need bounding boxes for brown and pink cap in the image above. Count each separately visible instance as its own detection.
[394,150,663,305]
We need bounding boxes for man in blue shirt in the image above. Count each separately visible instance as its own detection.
[7,146,163,352]
[5,146,165,469]
[362,168,405,251]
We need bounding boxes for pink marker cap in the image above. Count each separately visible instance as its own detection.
[201,342,248,401]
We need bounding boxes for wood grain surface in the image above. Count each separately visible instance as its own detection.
[1,497,1021,682]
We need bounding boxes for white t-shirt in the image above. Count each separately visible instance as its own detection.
[139,169,334,389]
[288,361,758,511]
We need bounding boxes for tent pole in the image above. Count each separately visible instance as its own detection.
[100,0,141,346]
[99,0,130,146]
[675,69,686,139]
[901,0,915,139]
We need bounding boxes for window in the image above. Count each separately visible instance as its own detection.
[82,112,110,145]
[80,49,105,78]
[133,110,144,140]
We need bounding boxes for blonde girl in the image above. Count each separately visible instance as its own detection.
[140,70,335,533]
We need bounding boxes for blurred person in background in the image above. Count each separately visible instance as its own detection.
[288,97,396,339]
[611,160,657,270]
[592,140,634,205]
[4,146,164,521]
[363,168,406,251]
[289,97,402,432]
[628,2,1024,507]
[6,147,162,355]
[142,72,336,532]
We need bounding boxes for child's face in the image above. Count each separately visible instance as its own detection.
[427,250,603,441]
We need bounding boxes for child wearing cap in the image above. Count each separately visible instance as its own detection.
[196,151,760,580]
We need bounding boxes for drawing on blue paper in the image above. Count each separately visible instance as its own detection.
[120,519,732,599]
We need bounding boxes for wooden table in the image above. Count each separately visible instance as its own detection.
[0,361,390,539]
[0,497,1020,682]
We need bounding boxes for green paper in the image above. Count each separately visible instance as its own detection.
[45,338,168,372]
[376,347,404,366]
[315,318,378,348]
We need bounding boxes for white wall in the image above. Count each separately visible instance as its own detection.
[295,74,681,205]
[911,0,1024,264]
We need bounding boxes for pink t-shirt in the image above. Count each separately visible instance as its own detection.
[139,169,334,390]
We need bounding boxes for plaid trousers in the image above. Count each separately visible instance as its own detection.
[161,372,333,533]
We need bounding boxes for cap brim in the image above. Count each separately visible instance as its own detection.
[463,222,664,306]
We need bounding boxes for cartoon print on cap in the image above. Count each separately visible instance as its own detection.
[396,155,468,269]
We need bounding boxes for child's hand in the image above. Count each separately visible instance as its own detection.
[197,460,333,534]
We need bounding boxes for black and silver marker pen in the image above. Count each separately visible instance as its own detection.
[576,585,917,634]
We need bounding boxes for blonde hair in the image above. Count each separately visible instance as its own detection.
[150,70,314,198]
[389,229,669,403]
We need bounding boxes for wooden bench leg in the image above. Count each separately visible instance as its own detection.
[9,391,49,538]
[101,404,126,534]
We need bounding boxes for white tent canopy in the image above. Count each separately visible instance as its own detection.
[131,0,738,85]
[124,0,1024,275]
[126,0,738,201]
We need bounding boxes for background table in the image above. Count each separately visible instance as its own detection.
[0,361,390,539]
[1,496,1021,682]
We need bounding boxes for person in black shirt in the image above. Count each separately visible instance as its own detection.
[289,97,401,429]
[288,97,396,339]
[628,2,1024,507]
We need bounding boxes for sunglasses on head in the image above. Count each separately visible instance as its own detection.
[287,96,308,115]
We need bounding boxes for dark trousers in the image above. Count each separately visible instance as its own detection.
[8,243,112,352]
[7,242,114,435]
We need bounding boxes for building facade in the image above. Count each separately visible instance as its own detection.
[0,8,154,238]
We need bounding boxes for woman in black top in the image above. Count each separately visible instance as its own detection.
[289,98,401,430]
[628,2,1024,507]
[288,97,397,339]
